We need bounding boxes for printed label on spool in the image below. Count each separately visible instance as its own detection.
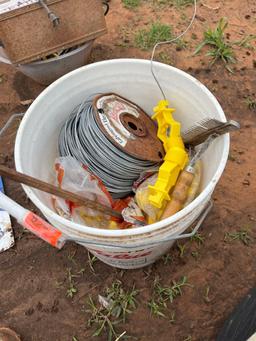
[99,113,127,147]
[97,94,140,146]
[94,93,164,161]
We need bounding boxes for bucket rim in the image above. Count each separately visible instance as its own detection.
[15,58,230,238]
[22,40,94,66]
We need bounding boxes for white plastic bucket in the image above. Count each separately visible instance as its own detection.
[14,59,229,269]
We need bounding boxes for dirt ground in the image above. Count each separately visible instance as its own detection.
[0,0,256,340]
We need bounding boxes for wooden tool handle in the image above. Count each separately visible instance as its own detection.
[161,170,194,220]
[0,165,122,219]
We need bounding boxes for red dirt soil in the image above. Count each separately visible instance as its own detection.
[0,0,256,340]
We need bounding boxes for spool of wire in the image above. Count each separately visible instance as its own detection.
[59,94,163,199]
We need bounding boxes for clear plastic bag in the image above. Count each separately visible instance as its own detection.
[135,161,202,224]
[53,156,146,229]
[135,173,160,224]
[53,156,113,228]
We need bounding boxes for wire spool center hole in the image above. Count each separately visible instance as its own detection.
[120,113,147,137]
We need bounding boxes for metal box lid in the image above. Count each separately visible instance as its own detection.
[0,0,107,64]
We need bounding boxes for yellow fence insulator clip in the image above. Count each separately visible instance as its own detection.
[149,100,188,209]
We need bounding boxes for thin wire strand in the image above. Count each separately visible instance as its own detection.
[150,0,197,100]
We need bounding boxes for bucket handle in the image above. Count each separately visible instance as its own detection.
[69,200,213,250]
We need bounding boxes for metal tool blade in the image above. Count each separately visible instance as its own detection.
[182,119,240,146]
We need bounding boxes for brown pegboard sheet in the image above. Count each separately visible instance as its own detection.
[0,0,107,64]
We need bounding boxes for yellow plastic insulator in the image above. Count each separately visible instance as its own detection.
[148,100,188,209]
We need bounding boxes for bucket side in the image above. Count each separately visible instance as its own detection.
[18,41,93,85]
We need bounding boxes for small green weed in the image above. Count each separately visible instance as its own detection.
[66,268,78,298]
[233,34,256,50]
[177,242,186,258]
[149,276,190,318]
[87,296,121,340]
[106,280,139,323]
[245,96,256,110]
[66,268,85,298]
[161,253,173,264]
[190,232,205,246]
[156,51,174,65]
[191,250,200,260]
[87,251,98,273]
[148,299,167,318]
[225,230,252,245]
[122,0,141,9]
[194,18,236,71]
[135,22,173,50]
[154,276,189,303]
[176,38,188,50]
[173,0,194,7]
[68,250,77,265]
[153,0,194,8]
[151,0,170,6]
[86,280,138,340]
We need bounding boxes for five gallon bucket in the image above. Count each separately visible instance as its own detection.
[14,59,229,269]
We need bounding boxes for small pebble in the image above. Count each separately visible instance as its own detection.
[242,179,250,186]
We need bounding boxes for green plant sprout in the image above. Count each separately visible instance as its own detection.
[66,268,85,298]
[135,22,173,50]
[173,0,194,7]
[153,0,194,8]
[191,250,200,259]
[225,230,252,245]
[177,242,186,257]
[122,0,141,9]
[87,251,98,273]
[86,280,138,340]
[162,253,173,264]
[194,18,236,72]
[149,276,191,318]
[190,232,205,246]
[233,34,256,50]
